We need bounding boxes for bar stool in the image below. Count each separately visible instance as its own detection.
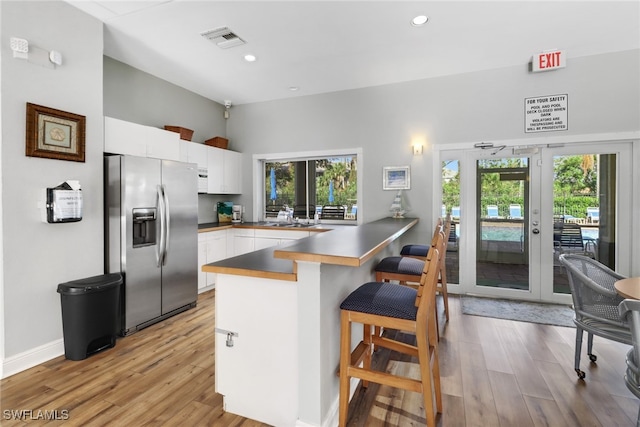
[374,217,451,322]
[338,231,444,427]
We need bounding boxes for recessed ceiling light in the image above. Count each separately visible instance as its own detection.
[411,15,429,26]
[244,54,257,62]
[288,86,299,91]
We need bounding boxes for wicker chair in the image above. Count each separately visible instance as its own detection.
[559,254,631,379]
[619,299,640,426]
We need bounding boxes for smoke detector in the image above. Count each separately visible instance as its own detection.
[200,27,246,49]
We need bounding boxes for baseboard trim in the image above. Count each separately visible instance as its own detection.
[2,339,64,379]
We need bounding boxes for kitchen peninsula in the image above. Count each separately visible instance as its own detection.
[202,217,418,427]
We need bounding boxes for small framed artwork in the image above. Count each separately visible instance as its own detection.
[383,166,410,190]
[26,103,86,162]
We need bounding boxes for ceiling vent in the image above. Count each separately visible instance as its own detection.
[200,27,246,49]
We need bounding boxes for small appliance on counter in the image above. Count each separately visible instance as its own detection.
[232,205,242,223]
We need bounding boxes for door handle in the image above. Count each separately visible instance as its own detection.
[532,228,540,234]
[162,185,170,266]
[156,185,166,267]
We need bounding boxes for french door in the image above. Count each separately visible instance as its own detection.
[439,141,632,304]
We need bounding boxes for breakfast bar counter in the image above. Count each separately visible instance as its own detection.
[202,217,418,427]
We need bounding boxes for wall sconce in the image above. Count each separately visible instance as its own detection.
[412,143,423,156]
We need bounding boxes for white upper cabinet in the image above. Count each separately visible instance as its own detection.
[104,117,147,157]
[183,142,209,193]
[104,117,180,161]
[186,142,208,169]
[146,125,181,161]
[105,117,241,194]
[208,146,242,194]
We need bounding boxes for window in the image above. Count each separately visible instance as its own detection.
[261,151,360,223]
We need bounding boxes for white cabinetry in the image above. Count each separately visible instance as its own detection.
[254,229,310,250]
[198,229,228,292]
[104,117,180,161]
[232,228,255,256]
[104,117,146,157]
[180,142,209,193]
[208,146,242,194]
[146,126,181,160]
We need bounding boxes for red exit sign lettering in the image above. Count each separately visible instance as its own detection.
[532,50,566,72]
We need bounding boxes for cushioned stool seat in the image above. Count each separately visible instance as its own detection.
[400,244,429,258]
[375,256,424,276]
[340,282,418,320]
[338,231,445,427]
[374,218,452,324]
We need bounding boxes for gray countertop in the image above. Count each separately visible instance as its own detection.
[202,217,418,279]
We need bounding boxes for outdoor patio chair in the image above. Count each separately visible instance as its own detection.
[553,222,598,260]
[451,206,460,219]
[486,205,500,218]
[509,204,523,219]
[587,207,600,223]
[321,205,345,220]
[618,299,640,426]
[559,254,631,380]
[293,204,316,219]
[265,204,282,218]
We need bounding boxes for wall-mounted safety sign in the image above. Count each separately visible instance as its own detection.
[525,94,568,133]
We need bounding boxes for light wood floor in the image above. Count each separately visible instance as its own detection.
[0,290,268,426]
[1,290,638,426]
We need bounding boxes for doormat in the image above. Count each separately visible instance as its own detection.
[461,296,575,327]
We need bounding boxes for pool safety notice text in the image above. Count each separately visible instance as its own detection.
[524,94,568,133]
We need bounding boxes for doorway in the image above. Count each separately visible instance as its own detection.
[439,141,632,303]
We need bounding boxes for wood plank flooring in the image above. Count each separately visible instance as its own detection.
[346,296,639,426]
[0,290,268,427]
[1,290,638,426]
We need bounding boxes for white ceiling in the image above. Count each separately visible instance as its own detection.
[66,0,640,106]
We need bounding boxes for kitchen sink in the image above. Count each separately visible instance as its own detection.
[263,222,316,228]
[288,223,317,228]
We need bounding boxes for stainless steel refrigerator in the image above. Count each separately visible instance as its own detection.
[105,155,198,336]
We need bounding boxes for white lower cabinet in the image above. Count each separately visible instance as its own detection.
[198,229,228,292]
[201,228,313,285]
[232,228,255,256]
[254,229,311,250]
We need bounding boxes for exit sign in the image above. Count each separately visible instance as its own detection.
[532,50,566,72]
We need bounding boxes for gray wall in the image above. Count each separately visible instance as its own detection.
[104,57,239,223]
[1,1,104,358]
[104,56,227,144]
[227,49,640,241]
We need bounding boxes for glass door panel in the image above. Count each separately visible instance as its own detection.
[439,141,631,303]
[476,158,529,292]
[549,152,620,295]
[441,160,460,285]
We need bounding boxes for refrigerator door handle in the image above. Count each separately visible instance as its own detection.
[156,185,166,267]
[162,184,170,266]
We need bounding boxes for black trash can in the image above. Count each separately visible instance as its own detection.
[57,273,123,361]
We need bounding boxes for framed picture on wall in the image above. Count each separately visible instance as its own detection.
[25,103,86,162]
[383,166,410,190]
